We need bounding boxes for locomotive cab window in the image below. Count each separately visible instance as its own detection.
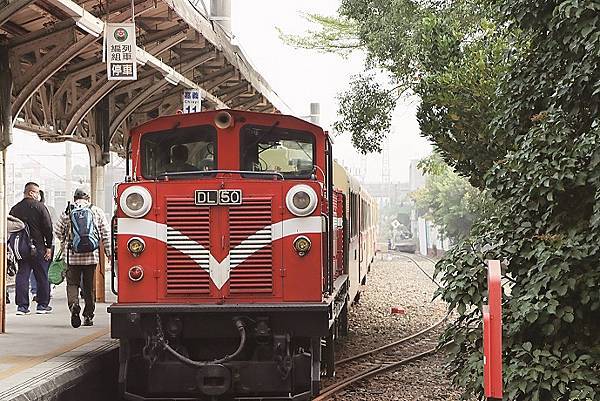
[140,125,217,179]
[240,125,315,179]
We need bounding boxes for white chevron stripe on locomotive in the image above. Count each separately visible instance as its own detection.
[117,216,323,289]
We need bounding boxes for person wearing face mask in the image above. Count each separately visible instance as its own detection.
[9,182,53,315]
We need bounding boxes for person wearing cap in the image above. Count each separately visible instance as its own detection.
[9,182,53,315]
[54,188,111,328]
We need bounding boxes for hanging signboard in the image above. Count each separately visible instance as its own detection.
[106,23,137,80]
[182,89,201,113]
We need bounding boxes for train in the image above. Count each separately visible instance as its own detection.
[109,109,378,401]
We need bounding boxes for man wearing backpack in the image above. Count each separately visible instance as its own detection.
[54,188,111,328]
[9,182,54,315]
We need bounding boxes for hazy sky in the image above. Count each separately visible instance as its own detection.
[8,1,432,188]
[231,0,432,183]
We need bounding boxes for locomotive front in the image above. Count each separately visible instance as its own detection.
[109,110,335,401]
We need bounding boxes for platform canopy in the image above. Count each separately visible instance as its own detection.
[0,0,289,158]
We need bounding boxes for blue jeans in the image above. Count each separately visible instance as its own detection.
[29,247,52,295]
[16,251,50,309]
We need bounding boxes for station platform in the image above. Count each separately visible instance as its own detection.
[0,281,118,401]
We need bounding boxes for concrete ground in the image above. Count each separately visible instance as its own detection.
[0,277,118,401]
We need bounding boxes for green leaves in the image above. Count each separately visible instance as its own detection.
[412,154,487,242]
[333,73,396,153]
[297,1,600,398]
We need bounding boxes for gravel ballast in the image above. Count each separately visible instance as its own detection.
[323,252,464,400]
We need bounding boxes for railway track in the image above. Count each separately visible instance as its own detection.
[316,253,448,400]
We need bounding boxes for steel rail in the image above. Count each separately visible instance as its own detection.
[335,314,448,366]
[315,347,439,401]
[315,252,450,399]
[406,252,439,265]
[395,251,442,289]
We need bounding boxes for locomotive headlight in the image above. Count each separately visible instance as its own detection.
[286,185,317,216]
[126,193,144,210]
[127,237,145,256]
[293,236,312,256]
[293,191,311,209]
[120,186,152,218]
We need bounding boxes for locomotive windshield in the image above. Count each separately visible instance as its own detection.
[240,125,315,179]
[140,125,217,179]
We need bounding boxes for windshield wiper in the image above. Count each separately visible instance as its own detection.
[157,170,284,180]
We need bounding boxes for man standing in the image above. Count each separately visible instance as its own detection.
[55,188,111,328]
[30,189,55,300]
[10,182,53,315]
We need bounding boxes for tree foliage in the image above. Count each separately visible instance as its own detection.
[435,1,600,400]
[338,0,511,188]
[276,13,360,58]
[439,120,600,400]
[332,73,396,153]
[412,154,485,242]
[284,0,600,399]
[282,1,511,186]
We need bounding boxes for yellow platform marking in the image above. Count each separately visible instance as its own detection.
[0,328,109,380]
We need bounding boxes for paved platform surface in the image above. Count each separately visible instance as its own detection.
[0,279,118,401]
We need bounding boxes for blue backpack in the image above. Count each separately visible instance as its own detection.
[8,223,36,261]
[70,205,100,253]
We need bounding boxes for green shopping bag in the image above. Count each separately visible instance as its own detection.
[48,250,67,285]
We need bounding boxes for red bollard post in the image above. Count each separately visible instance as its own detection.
[483,260,502,400]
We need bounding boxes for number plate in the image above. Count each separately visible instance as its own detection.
[195,190,242,205]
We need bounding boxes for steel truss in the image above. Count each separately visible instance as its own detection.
[0,0,285,159]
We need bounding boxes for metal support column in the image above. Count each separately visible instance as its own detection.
[88,98,111,303]
[0,45,13,333]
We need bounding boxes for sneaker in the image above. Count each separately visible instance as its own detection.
[83,317,94,326]
[36,305,53,314]
[71,304,81,328]
[16,307,30,315]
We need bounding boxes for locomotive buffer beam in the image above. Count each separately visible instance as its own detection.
[110,302,333,400]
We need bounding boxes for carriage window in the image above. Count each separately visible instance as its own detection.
[240,125,315,179]
[140,125,217,179]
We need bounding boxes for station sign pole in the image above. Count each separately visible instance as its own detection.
[483,260,503,400]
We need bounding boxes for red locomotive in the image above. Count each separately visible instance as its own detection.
[109,109,377,400]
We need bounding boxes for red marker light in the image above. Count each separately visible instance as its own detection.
[128,265,144,282]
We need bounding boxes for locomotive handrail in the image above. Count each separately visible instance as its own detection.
[110,214,118,296]
[156,169,285,180]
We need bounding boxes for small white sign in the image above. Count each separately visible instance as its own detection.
[106,23,137,80]
[391,219,401,229]
[182,89,201,113]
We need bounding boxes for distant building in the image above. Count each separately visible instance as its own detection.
[409,158,451,256]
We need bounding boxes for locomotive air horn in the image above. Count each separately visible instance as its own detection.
[215,111,234,129]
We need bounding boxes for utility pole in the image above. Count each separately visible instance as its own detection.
[65,141,72,200]
[381,137,391,202]
[309,102,320,125]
